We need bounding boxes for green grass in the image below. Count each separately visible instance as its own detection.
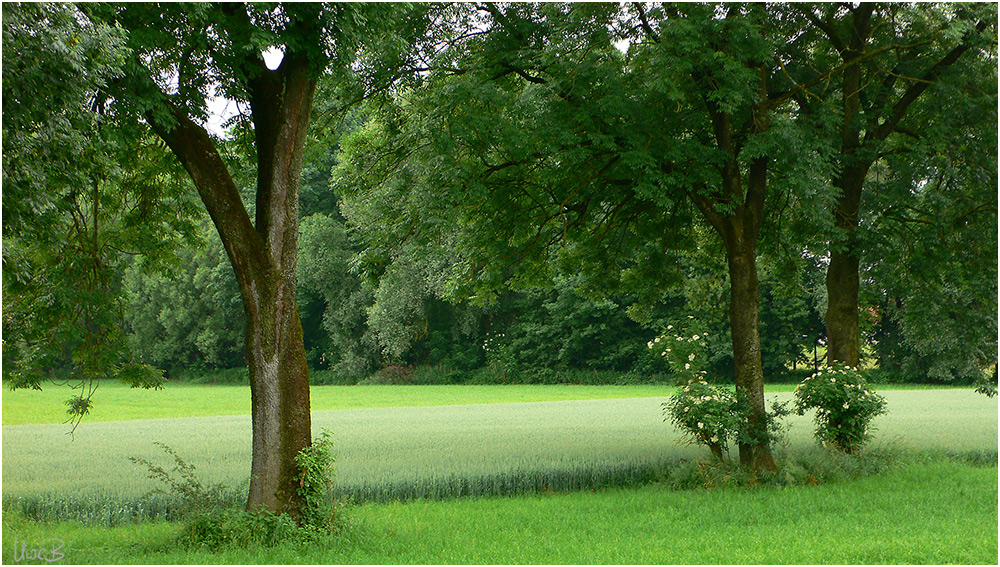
[1,379,959,426]
[3,457,996,564]
[3,383,996,564]
[2,381,680,425]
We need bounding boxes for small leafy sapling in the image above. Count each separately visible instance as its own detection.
[293,428,338,531]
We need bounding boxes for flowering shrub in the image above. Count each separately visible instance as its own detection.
[663,378,739,461]
[794,365,887,453]
[482,333,517,381]
[652,324,736,461]
[653,322,789,462]
[647,320,709,383]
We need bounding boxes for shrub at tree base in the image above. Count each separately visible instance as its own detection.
[794,365,887,453]
[655,324,788,463]
[293,429,339,532]
[131,432,343,551]
[664,380,739,462]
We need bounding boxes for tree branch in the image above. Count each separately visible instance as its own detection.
[632,2,660,43]
[147,104,263,271]
[872,19,990,142]
[795,4,847,54]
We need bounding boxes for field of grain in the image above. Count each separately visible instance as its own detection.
[3,389,996,507]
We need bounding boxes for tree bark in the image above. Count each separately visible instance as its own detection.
[243,262,312,514]
[818,6,986,368]
[825,166,866,368]
[147,59,317,517]
[242,59,316,516]
[822,5,871,369]
[692,155,777,473]
[723,224,778,473]
[825,249,860,366]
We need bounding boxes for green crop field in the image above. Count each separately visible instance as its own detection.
[1,380,954,426]
[2,381,681,426]
[2,388,996,504]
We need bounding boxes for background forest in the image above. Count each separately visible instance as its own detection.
[4,2,997,391]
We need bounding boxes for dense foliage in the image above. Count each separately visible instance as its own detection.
[98,3,994,390]
[2,1,995,484]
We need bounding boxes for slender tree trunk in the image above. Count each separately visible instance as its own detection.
[821,5,871,370]
[692,89,777,473]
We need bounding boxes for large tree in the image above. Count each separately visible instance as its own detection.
[6,2,429,516]
[788,3,996,366]
[339,3,831,471]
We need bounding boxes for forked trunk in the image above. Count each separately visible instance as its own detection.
[149,56,318,518]
[691,139,776,474]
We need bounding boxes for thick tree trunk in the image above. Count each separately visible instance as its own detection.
[242,62,316,516]
[243,266,312,514]
[825,167,867,368]
[724,232,778,473]
[148,58,317,517]
[825,249,860,367]
[815,6,986,370]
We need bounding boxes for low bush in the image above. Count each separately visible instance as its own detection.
[166,367,250,385]
[794,365,887,453]
[294,429,340,532]
[664,380,739,461]
[128,442,232,516]
[126,437,347,550]
[310,369,358,385]
[178,507,302,550]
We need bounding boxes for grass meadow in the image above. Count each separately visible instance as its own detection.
[2,383,998,563]
[2,381,680,425]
